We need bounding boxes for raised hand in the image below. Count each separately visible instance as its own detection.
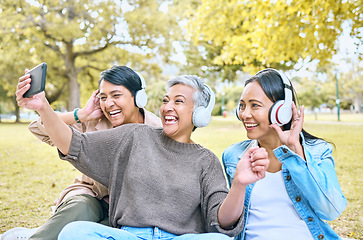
[15,70,47,111]
[77,90,104,122]
[270,102,305,158]
[234,146,270,186]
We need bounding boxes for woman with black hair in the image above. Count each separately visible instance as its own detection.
[222,69,347,240]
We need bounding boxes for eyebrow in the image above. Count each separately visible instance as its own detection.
[240,99,263,104]
[163,94,186,99]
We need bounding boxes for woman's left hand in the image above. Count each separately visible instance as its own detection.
[270,103,305,157]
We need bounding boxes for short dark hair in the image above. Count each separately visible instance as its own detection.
[98,66,142,97]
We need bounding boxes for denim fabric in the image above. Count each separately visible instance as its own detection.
[222,133,347,240]
[58,221,232,240]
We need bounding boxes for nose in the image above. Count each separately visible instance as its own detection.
[162,101,175,113]
[104,97,115,108]
[240,107,252,120]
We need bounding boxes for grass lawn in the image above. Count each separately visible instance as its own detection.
[0,113,362,239]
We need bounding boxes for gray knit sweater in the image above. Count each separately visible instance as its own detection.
[60,124,244,236]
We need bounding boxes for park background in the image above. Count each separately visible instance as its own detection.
[0,0,362,239]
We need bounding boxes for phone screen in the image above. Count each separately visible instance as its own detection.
[23,62,47,98]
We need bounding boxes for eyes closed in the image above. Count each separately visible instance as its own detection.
[98,93,123,101]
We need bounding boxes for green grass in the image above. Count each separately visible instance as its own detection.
[0,113,362,239]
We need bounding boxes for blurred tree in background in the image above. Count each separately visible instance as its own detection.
[183,0,362,112]
[0,0,362,121]
[186,0,362,72]
[0,0,179,121]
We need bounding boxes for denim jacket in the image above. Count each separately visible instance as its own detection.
[222,133,347,240]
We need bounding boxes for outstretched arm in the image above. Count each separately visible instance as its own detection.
[16,71,72,155]
[218,147,269,228]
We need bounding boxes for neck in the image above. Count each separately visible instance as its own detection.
[136,110,144,124]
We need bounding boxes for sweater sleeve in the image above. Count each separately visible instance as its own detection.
[274,141,347,220]
[28,117,84,146]
[201,151,245,237]
[58,124,137,188]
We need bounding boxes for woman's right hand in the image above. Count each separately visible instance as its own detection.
[15,70,46,111]
[77,90,104,122]
[233,146,269,186]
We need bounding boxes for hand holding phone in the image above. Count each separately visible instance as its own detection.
[23,62,47,98]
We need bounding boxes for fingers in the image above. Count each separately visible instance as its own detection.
[291,103,304,124]
[299,105,304,121]
[92,89,100,97]
[250,148,269,175]
[15,73,31,101]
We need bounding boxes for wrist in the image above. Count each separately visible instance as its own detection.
[73,108,82,123]
[231,176,248,189]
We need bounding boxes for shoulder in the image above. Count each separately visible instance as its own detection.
[302,134,333,156]
[143,109,162,127]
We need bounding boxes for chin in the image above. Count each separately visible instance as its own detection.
[111,119,125,127]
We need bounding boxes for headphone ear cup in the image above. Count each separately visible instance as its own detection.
[235,105,241,121]
[277,103,292,125]
[135,89,148,108]
[269,100,284,125]
[192,106,211,128]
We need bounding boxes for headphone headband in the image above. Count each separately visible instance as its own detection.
[134,71,148,108]
[135,71,146,90]
[204,84,216,113]
[266,68,292,103]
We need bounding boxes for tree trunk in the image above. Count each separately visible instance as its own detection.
[65,42,80,111]
[13,96,20,123]
[67,72,80,111]
[353,93,362,113]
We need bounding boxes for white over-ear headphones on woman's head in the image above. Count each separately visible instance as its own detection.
[192,84,216,128]
[236,69,292,126]
[134,72,148,108]
[267,69,293,126]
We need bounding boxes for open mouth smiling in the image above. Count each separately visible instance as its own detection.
[109,110,121,117]
[245,123,259,129]
[165,115,178,124]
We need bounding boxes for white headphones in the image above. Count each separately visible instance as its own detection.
[134,72,148,108]
[236,69,293,126]
[268,69,293,126]
[192,84,216,128]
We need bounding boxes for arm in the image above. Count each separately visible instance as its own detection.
[218,147,269,228]
[275,142,347,220]
[28,90,104,145]
[270,102,346,219]
[16,72,72,155]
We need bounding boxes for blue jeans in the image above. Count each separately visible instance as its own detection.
[58,221,232,240]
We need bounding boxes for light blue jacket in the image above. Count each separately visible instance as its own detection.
[222,133,347,240]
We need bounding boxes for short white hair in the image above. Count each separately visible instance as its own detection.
[166,75,209,110]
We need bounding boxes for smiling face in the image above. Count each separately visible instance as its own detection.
[160,84,195,143]
[238,81,277,141]
[98,79,141,127]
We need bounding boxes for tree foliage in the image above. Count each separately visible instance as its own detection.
[186,0,362,74]
[0,0,179,114]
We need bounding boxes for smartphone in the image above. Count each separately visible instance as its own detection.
[23,62,47,98]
